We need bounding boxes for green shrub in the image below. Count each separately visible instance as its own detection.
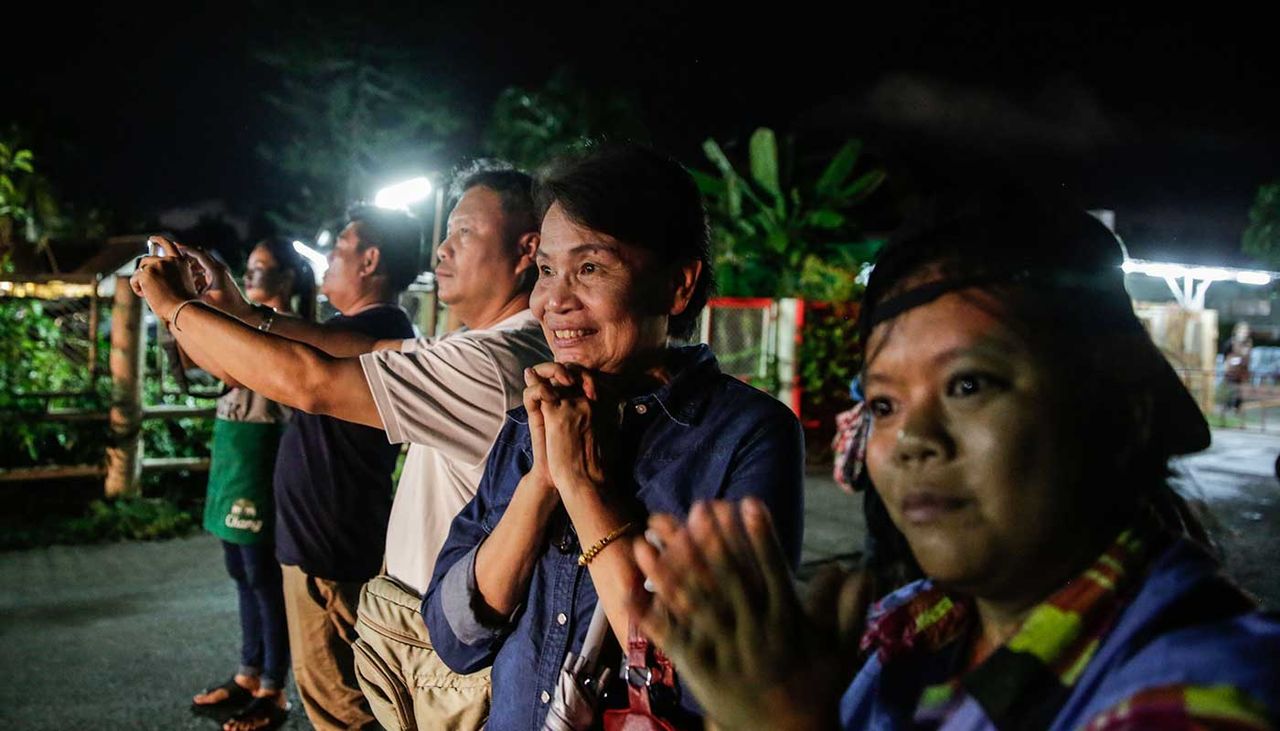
[0,496,198,550]
[65,497,195,542]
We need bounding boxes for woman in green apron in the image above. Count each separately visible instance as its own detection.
[191,238,314,731]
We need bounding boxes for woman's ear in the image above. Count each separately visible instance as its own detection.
[668,259,703,317]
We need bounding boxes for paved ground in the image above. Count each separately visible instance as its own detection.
[1,428,1275,730]
[1171,429,1280,607]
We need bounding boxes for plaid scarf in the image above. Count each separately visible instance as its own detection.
[859,527,1273,730]
[861,528,1155,729]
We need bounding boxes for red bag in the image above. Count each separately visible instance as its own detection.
[602,625,683,731]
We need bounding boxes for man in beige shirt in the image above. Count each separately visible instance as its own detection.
[132,163,549,730]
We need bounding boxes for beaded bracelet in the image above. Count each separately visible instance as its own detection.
[578,522,635,567]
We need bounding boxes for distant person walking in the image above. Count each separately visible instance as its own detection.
[1223,321,1253,415]
[190,238,314,731]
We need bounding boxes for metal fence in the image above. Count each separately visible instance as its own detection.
[700,297,804,416]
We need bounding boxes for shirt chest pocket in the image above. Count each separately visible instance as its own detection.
[633,446,735,514]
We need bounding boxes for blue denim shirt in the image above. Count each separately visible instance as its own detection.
[422,345,806,730]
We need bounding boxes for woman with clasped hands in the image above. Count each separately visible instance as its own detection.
[421,143,806,730]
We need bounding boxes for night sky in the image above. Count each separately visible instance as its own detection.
[6,2,1278,265]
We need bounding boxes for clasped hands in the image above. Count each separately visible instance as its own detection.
[521,362,609,497]
[129,236,253,324]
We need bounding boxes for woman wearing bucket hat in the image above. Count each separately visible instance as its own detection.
[633,186,1280,730]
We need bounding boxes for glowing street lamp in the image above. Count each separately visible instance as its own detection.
[373,175,446,272]
[293,240,329,284]
[374,177,434,211]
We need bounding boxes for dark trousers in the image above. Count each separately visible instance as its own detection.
[223,540,290,689]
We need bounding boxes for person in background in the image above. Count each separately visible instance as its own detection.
[190,238,314,731]
[133,207,419,731]
[1223,321,1253,415]
[633,189,1280,730]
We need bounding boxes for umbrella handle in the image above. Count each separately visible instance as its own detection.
[580,600,611,666]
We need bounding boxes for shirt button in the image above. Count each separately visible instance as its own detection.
[557,612,567,625]
[540,690,551,704]
[635,403,648,415]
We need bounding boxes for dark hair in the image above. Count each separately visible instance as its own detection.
[451,160,539,291]
[857,184,1210,589]
[533,142,714,340]
[253,236,316,321]
[451,159,538,235]
[346,205,422,294]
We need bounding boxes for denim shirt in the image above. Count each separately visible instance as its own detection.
[422,345,806,731]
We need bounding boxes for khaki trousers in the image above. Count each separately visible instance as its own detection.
[281,564,378,731]
[354,574,491,730]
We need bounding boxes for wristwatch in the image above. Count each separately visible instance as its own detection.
[253,303,276,333]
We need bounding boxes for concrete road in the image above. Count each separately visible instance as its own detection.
[1172,429,1280,607]
[1,428,1275,730]
[0,532,305,730]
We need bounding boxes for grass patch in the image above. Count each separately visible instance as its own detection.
[1207,413,1247,429]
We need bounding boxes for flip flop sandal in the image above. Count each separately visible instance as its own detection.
[190,677,254,716]
[224,695,290,731]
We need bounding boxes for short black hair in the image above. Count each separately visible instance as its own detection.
[450,159,538,237]
[345,205,422,293]
[533,142,714,340]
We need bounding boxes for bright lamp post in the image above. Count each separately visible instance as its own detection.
[374,176,434,210]
[292,241,329,284]
[374,176,446,274]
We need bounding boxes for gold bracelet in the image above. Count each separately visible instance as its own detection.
[578,522,635,567]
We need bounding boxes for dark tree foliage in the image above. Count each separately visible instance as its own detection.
[1243,181,1280,268]
[256,23,463,236]
[485,67,649,172]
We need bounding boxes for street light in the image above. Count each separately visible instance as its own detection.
[293,241,329,284]
[373,174,447,275]
[374,176,434,211]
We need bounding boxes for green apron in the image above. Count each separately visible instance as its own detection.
[204,418,284,545]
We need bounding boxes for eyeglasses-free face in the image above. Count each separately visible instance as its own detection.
[862,284,1103,607]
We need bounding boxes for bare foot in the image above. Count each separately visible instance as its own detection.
[223,690,288,731]
[193,673,259,705]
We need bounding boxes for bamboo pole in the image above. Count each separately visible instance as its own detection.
[140,457,210,473]
[17,405,215,422]
[104,276,144,497]
[87,279,101,381]
[0,464,108,482]
[0,458,211,484]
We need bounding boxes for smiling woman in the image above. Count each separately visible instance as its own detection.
[422,143,805,730]
[632,186,1280,730]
